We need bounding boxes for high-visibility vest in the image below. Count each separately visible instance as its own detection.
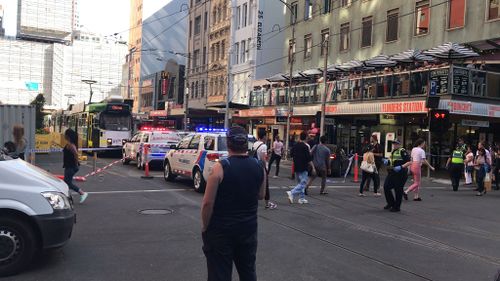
[451,150,464,164]
[390,148,404,167]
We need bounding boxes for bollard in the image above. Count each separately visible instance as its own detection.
[141,144,153,179]
[93,151,97,172]
[353,153,359,183]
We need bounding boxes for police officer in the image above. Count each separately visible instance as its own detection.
[383,139,411,212]
[446,142,466,191]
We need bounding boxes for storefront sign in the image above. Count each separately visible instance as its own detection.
[290,117,303,124]
[256,11,264,50]
[380,114,401,125]
[429,68,449,94]
[265,118,275,124]
[149,110,167,117]
[293,105,321,116]
[324,118,335,125]
[275,106,289,117]
[325,101,427,115]
[461,120,489,128]
[452,68,469,95]
[238,107,276,117]
[276,116,287,124]
[207,95,225,104]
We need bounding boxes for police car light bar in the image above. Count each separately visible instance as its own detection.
[140,126,170,131]
[196,127,227,133]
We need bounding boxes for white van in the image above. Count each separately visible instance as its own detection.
[0,152,75,276]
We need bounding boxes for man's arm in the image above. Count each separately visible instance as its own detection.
[201,163,223,232]
[258,167,266,200]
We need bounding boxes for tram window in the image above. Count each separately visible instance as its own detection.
[100,114,131,131]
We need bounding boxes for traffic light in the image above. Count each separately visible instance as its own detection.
[429,109,451,133]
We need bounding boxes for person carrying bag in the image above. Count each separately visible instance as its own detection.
[359,146,380,196]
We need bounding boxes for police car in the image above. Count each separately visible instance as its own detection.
[122,127,181,169]
[163,128,256,193]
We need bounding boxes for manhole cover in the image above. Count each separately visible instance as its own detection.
[138,209,174,215]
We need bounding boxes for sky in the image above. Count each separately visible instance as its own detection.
[0,0,172,42]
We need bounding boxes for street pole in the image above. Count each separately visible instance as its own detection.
[320,35,329,137]
[427,110,431,178]
[284,15,295,160]
[184,88,189,131]
[224,47,232,129]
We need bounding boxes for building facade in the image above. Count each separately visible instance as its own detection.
[206,0,230,106]
[237,0,500,161]
[0,4,5,37]
[128,0,144,112]
[17,0,73,43]
[229,0,285,105]
[187,0,211,110]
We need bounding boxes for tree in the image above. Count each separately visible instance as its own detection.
[30,94,46,130]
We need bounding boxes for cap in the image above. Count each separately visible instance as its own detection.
[227,126,248,145]
[392,139,401,145]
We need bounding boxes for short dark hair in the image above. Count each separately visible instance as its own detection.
[257,130,266,140]
[320,135,327,144]
[64,129,78,147]
[227,126,248,153]
[299,131,307,141]
[414,138,425,147]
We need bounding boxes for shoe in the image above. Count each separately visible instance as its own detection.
[384,205,392,210]
[273,175,278,178]
[403,192,408,201]
[79,192,88,204]
[304,189,309,196]
[358,193,366,197]
[298,198,309,204]
[320,191,329,195]
[413,198,422,202]
[374,193,382,197]
[390,207,400,212]
[286,191,294,204]
[265,202,278,209]
[476,192,483,196]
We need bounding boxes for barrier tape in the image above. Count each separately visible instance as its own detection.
[30,147,122,153]
[54,159,122,182]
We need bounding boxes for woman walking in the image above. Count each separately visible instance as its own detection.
[464,147,474,185]
[404,139,434,201]
[63,129,88,203]
[12,125,27,160]
[359,146,380,197]
[268,135,283,178]
[474,148,490,196]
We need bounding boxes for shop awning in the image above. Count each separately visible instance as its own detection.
[391,49,436,63]
[364,54,397,68]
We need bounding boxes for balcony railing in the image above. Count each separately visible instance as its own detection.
[250,66,499,107]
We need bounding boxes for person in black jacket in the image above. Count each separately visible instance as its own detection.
[63,129,88,203]
[383,139,411,212]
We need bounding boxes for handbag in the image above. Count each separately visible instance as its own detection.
[360,161,374,173]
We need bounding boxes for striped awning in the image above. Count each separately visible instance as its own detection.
[266,73,288,82]
[301,68,323,76]
[336,60,366,71]
[424,42,479,59]
[391,49,436,63]
[364,54,397,68]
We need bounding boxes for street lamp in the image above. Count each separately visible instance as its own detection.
[82,79,97,104]
[278,0,296,159]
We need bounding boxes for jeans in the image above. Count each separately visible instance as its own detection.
[406,163,422,194]
[359,171,377,194]
[202,227,258,281]
[309,167,327,193]
[64,167,81,193]
[267,153,281,176]
[291,171,309,199]
[476,167,486,193]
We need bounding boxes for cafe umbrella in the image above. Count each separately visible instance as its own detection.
[391,49,436,63]
[424,42,479,60]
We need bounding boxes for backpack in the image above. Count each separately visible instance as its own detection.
[250,142,265,159]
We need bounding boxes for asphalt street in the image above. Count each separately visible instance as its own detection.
[9,154,500,281]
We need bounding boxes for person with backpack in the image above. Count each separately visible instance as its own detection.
[252,130,277,209]
[306,135,331,195]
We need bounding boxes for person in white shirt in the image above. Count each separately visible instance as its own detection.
[267,135,283,178]
[404,139,434,201]
[464,147,474,185]
[252,130,277,209]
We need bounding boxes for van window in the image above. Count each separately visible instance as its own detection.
[178,135,193,149]
[204,136,215,150]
